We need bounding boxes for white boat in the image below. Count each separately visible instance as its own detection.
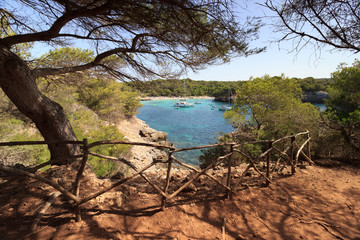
[218,87,233,111]
[173,79,194,108]
[218,105,232,111]
[174,99,194,108]
[195,100,202,104]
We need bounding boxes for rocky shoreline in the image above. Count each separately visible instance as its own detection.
[302,91,330,103]
[116,117,171,172]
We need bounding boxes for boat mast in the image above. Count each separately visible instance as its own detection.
[184,79,187,99]
[228,87,232,104]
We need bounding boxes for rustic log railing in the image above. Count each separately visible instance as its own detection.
[0,131,312,229]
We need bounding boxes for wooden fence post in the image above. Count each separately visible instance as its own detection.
[266,141,272,186]
[161,151,173,210]
[73,138,88,222]
[290,136,296,175]
[307,132,311,162]
[226,145,233,198]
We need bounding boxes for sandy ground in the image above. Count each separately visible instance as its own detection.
[0,160,359,240]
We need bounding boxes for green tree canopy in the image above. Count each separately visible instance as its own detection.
[0,0,264,163]
[224,75,320,140]
[323,60,360,153]
[76,78,142,121]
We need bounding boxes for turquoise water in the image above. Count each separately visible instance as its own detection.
[137,99,234,164]
[137,99,326,164]
[312,103,327,111]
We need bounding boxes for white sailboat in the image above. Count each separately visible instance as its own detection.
[174,99,194,108]
[174,79,194,108]
[218,88,233,111]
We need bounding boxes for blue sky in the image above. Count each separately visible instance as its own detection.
[8,0,359,81]
[186,1,358,81]
[185,35,358,81]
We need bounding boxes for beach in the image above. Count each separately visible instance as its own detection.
[140,96,215,101]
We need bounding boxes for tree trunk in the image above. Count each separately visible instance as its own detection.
[0,44,80,164]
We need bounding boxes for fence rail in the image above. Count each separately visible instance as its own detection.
[0,131,312,230]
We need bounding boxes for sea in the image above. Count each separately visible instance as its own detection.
[137,98,234,164]
[137,99,326,165]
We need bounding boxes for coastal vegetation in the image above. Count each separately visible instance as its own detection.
[199,75,320,168]
[0,0,263,165]
[130,78,243,98]
[321,60,360,158]
[224,75,320,140]
[199,64,360,168]
[0,0,360,239]
[0,59,139,176]
[131,77,331,99]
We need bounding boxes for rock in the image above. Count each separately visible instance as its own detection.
[245,169,256,177]
[111,171,125,180]
[198,175,207,184]
[14,163,28,171]
[121,185,137,196]
[139,128,168,142]
[182,183,198,192]
[302,91,329,103]
[94,191,123,207]
[116,117,171,172]
[102,180,112,188]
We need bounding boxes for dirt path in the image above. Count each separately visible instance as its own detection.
[1,163,359,240]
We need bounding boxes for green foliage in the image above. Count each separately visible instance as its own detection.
[200,75,323,168]
[0,109,49,167]
[36,47,95,68]
[131,78,244,98]
[89,125,130,178]
[326,61,360,124]
[199,145,227,169]
[1,68,137,176]
[76,78,142,121]
[224,75,320,140]
[132,77,329,98]
[295,77,331,92]
[67,105,131,178]
[198,135,263,169]
[321,60,360,157]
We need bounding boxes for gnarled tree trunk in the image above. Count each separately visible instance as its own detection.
[0,44,80,164]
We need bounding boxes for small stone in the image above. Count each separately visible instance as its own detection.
[115,198,123,207]
[183,183,197,192]
[102,181,112,188]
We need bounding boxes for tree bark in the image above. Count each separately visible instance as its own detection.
[0,44,80,164]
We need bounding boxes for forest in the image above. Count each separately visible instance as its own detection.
[130,77,331,99]
[0,48,142,177]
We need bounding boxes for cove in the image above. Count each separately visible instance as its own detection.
[137,99,234,164]
[137,99,326,165]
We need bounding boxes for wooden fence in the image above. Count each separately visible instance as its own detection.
[0,131,312,230]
